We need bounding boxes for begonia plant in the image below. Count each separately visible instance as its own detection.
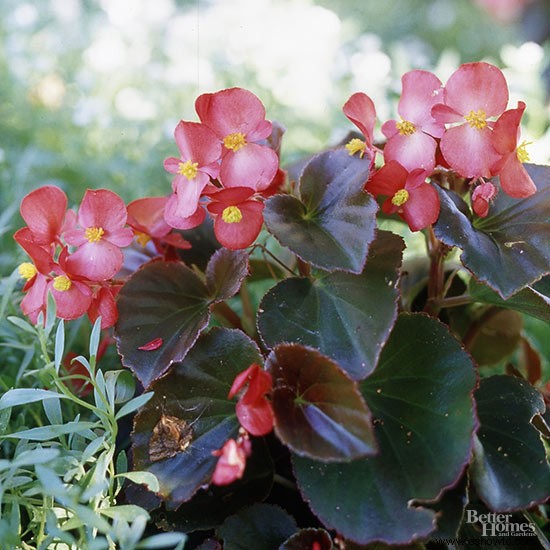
[12,62,550,547]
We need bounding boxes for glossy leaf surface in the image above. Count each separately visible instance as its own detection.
[470,375,550,511]
[132,328,263,507]
[258,231,403,380]
[293,314,476,545]
[434,164,550,299]
[264,148,377,273]
[266,344,376,462]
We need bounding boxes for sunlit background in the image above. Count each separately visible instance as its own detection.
[1,0,549,273]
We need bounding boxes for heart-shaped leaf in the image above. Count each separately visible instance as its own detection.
[266,344,376,462]
[470,375,550,511]
[216,503,297,550]
[293,313,477,545]
[115,250,249,388]
[258,231,403,380]
[264,148,377,273]
[434,164,550,299]
[132,328,263,507]
[469,278,550,323]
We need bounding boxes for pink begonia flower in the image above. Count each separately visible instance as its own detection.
[206,187,265,250]
[381,70,445,172]
[366,160,440,232]
[127,197,192,251]
[491,101,537,198]
[228,363,274,437]
[195,87,279,191]
[472,181,498,218]
[432,62,509,179]
[63,189,134,281]
[211,432,252,486]
[342,92,377,165]
[19,185,73,246]
[87,285,119,329]
[163,121,222,221]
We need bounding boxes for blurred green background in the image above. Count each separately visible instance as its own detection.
[1,0,549,274]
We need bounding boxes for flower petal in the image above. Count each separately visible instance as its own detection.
[78,189,128,232]
[20,185,68,245]
[402,184,440,232]
[498,154,537,198]
[492,101,526,155]
[440,124,502,179]
[236,398,274,436]
[65,241,124,281]
[443,62,509,117]
[173,120,222,165]
[212,201,264,250]
[365,160,408,197]
[384,131,437,173]
[219,144,278,190]
[51,280,92,320]
[127,197,172,238]
[343,92,376,147]
[164,199,206,230]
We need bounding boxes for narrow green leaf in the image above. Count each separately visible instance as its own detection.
[115,392,154,420]
[54,320,65,373]
[5,421,97,441]
[6,316,37,335]
[0,389,66,411]
[118,471,160,493]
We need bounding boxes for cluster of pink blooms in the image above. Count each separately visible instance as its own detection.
[161,87,283,249]
[212,364,274,485]
[344,61,536,229]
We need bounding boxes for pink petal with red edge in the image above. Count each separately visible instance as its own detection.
[160,233,192,250]
[88,286,118,329]
[205,186,256,205]
[247,119,273,142]
[20,185,68,245]
[173,120,222,165]
[498,154,537,198]
[171,173,210,218]
[164,157,183,174]
[472,181,497,218]
[78,189,128,233]
[492,101,526,155]
[220,144,278,190]
[196,87,269,139]
[228,364,256,399]
[405,168,430,190]
[63,228,87,247]
[127,197,171,238]
[65,241,124,281]
[384,131,437,173]
[399,70,444,131]
[402,184,440,232]
[440,124,502,179]
[381,120,398,139]
[164,199,206,230]
[213,201,264,250]
[236,399,274,436]
[365,160,407,197]
[443,62,509,117]
[343,92,376,147]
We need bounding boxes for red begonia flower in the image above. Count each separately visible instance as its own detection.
[472,181,497,218]
[87,285,119,329]
[491,101,537,199]
[206,187,264,250]
[163,121,222,219]
[228,363,274,436]
[64,189,134,281]
[381,70,444,172]
[195,88,279,191]
[342,92,377,164]
[19,185,70,246]
[366,160,440,232]
[432,62,509,179]
[127,196,192,251]
[211,433,252,486]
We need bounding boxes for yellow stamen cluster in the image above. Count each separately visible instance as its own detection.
[396,119,416,136]
[223,132,247,152]
[464,109,487,130]
[178,160,199,180]
[53,275,72,292]
[135,231,152,247]
[345,138,367,158]
[222,206,243,224]
[516,140,532,163]
[391,189,409,207]
[18,262,37,281]
[85,226,105,243]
